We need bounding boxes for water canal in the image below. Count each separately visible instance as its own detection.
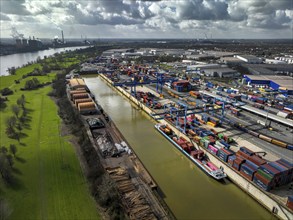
[85,77,274,220]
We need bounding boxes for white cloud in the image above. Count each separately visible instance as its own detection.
[0,0,291,39]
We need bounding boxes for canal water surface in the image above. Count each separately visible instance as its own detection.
[85,77,274,220]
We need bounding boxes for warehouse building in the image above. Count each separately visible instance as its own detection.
[236,55,263,64]
[243,75,293,95]
[242,64,293,75]
[204,67,240,78]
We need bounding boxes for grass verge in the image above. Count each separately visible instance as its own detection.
[0,67,100,219]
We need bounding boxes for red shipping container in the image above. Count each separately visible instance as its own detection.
[254,172,272,186]
[228,159,234,167]
[248,155,267,166]
[236,150,250,159]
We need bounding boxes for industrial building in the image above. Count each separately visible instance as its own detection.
[203,67,240,78]
[242,64,293,75]
[243,75,293,95]
[236,55,263,64]
[220,57,245,66]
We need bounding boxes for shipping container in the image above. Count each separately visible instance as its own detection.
[239,147,254,156]
[257,169,274,181]
[253,173,272,191]
[259,164,281,177]
[245,160,259,171]
[228,155,236,167]
[248,155,266,166]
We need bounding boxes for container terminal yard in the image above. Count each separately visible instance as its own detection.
[66,49,293,219]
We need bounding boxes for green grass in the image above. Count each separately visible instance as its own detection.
[0,64,42,90]
[0,67,100,219]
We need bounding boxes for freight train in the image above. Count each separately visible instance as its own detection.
[235,123,293,151]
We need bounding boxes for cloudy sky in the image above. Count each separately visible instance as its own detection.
[0,0,292,39]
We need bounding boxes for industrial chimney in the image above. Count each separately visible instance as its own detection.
[61,30,64,43]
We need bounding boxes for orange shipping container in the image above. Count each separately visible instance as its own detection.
[72,93,89,101]
[75,98,93,107]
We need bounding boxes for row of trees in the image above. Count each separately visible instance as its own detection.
[0,144,17,184]
[52,72,124,219]
[5,95,27,142]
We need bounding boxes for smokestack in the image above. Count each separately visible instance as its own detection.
[61,30,64,43]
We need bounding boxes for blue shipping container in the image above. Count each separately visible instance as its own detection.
[268,162,288,173]
[277,159,293,168]
[253,177,271,191]
[259,165,280,176]
[245,160,259,171]
[241,164,256,175]
[240,147,254,156]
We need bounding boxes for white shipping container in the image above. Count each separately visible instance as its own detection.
[277,111,288,118]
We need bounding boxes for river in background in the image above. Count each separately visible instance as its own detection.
[0,46,89,76]
[85,77,274,220]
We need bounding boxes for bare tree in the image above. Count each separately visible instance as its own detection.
[11,105,20,119]
[9,144,17,158]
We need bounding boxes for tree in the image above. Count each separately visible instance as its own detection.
[0,146,8,154]
[0,154,13,183]
[5,116,17,138]
[11,105,20,119]
[0,87,13,96]
[17,94,26,110]
[9,144,17,158]
[6,155,14,167]
[24,77,40,90]
[8,67,16,75]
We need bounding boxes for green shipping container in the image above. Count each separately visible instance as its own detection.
[257,169,274,181]
[218,133,224,139]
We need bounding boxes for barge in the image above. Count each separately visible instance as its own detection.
[155,124,226,180]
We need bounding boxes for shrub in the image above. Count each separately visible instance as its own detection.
[1,88,13,96]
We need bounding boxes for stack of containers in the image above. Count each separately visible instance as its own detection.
[219,139,230,149]
[215,140,225,148]
[248,155,267,166]
[240,160,259,181]
[276,159,293,183]
[193,136,201,144]
[228,155,237,166]
[232,156,246,171]
[209,117,219,126]
[254,164,279,191]
[268,161,291,186]
[207,145,219,155]
[216,148,234,162]
[201,114,209,123]
[236,147,254,159]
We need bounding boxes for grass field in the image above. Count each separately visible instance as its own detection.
[0,65,100,219]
